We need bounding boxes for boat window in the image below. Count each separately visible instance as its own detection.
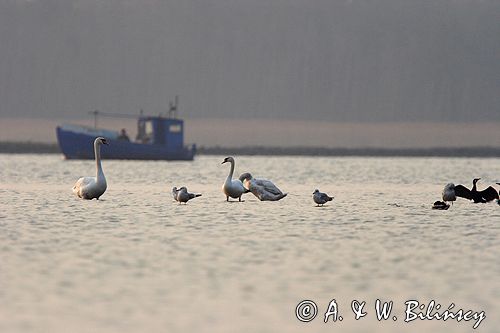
[145,121,154,137]
[136,120,154,144]
[169,124,182,133]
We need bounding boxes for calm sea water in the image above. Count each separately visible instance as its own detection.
[1,154,499,333]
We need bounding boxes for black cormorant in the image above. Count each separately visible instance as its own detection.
[453,178,499,203]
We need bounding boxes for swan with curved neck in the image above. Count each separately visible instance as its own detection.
[238,172,287,201]
[72,137,108,200]
[221,156,246,202]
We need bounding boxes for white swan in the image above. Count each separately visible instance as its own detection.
[221,156,247,201]
[238,173,287,201]
[72,137,108,200]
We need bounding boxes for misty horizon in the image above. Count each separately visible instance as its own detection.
[2,117,500,150]
[0,0,499,147]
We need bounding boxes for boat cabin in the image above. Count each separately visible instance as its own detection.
[136,116,185,151]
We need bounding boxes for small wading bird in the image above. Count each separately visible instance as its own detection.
[313,189,334,207]
[172,186,201,204]
[221,156,247,202]
[238,173,287,201]
[72,137,109,200]
[443,178,498,204]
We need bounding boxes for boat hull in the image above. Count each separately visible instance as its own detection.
[56,126,195,161]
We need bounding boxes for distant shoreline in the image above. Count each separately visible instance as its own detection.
[1,141,499,157]
[199,146,500,158]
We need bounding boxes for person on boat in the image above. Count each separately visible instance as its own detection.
[118,128,130,141]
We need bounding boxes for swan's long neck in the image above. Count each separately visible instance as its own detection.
[94,141,104,182]
[472,180,477,192]
[226,160,235,183]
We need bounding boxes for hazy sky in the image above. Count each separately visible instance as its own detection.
[0,0,499,145]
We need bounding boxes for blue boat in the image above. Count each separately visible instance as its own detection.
[56,115,196,160]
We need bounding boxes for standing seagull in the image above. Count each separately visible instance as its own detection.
[442,183,457,205]
[172,187,179,201]
[72,137,108,200]
[449,178,499,203]
[172,186,201,204]
[313,189,334,207]
[221,157,247,202]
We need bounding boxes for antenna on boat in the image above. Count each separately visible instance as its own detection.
[168,95,179,118]
[88,109,141,128]
[90,110,100,128]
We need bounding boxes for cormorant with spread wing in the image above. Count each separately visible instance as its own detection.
[497,183,500,205]
[451,178,499,203]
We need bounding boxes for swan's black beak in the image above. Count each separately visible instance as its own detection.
[102,139,109,145]
[221,159,227,164]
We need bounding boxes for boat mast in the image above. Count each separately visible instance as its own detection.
[168,95,179,119]
[90,110,99,128]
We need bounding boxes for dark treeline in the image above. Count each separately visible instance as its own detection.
[1,142,499,158]
[0,142,60,154]
[198,146,500,158]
